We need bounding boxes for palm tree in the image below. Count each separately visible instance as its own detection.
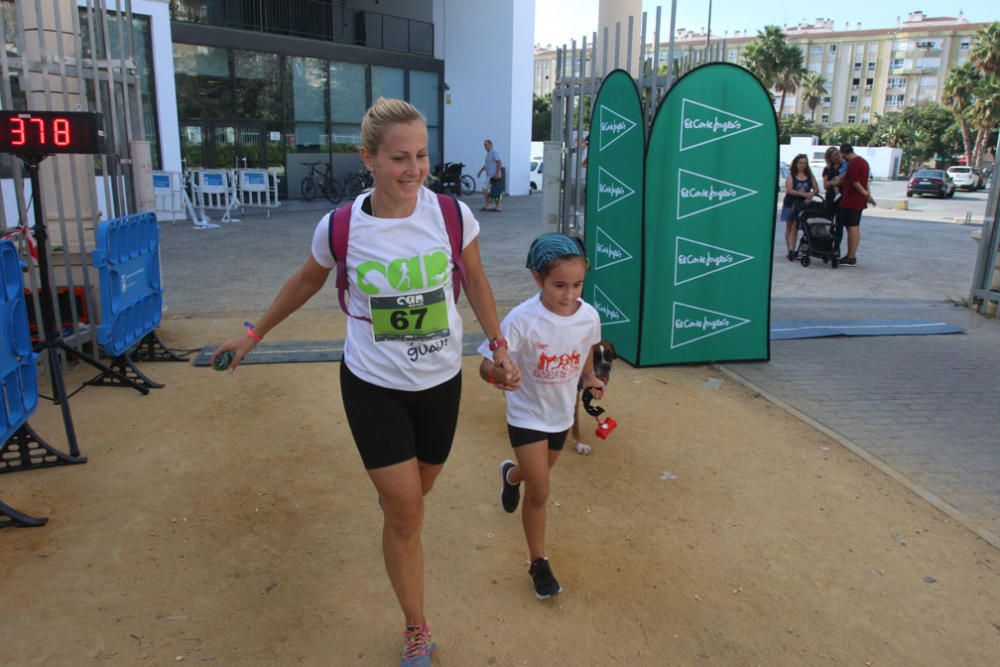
[942,63,980,165]
[742,25,787,91]
[970,22,1000,78]
[774,44,806,118]
[800,73,828,121]
[969,23,1000,166]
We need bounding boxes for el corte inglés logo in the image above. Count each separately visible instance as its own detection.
[597,166,636,212]
[595,226,633,270]
[592,285,630,326]
[674,237,754,285]
[670,302,750,349]
[598,104,638,151]
[676,169,757,220]
[679,99,763,152]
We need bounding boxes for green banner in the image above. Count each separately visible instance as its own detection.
[640,63,777,365]
[584,70,644,364]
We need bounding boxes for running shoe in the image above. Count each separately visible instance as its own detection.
[841,256,857,266]
[498,459,520,513]
[529,557,562,599]
[400,623,436,667]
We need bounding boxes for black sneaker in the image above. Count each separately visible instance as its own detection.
[841,256,857,266]
[529,557,562,599]
[786,250,796,261]
[498,459,520,513]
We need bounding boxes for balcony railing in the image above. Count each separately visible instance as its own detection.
[172,0,434,57]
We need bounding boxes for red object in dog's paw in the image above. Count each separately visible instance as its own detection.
[594,417,618,440]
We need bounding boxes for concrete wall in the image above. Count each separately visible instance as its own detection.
[435,0,535,196]
[131,0,182,174]
[781,136,902,179]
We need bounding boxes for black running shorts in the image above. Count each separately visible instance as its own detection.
[507,424,569,451]
[837,208,863,228]
[339,362,462,470]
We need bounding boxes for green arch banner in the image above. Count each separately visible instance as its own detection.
[639,63,778,365]
[584,69,644,364]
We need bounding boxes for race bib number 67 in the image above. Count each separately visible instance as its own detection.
[370,287,450,343]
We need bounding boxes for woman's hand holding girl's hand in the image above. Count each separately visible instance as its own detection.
[492,348,521,390]
[211,333,257,373]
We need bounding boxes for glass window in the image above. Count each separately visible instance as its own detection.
[867,62,875,72]
[290,56,327,150]
[892,58,904,69]
[173,44,231,120]
[409,70,441,128]
[821,113,829,123]
[234,50,282,119]
[810,45,823,56]
[847,114,856,123]
[829,44,837,54]
[329,62,367,123]
[372,66,405,101]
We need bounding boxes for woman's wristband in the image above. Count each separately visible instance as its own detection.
[244,321,262,343]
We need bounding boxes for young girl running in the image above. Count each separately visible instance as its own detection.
[477,233,605,599]
[781,153,819,260]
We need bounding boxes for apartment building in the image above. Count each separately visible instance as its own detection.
[535,10,993,126]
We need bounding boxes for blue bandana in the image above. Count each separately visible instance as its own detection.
[526,233,585,272]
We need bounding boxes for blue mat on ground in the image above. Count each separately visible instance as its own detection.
[770,319,965,340]
[194,334,486,366]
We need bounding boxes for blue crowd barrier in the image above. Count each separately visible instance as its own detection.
[0,238,38,444]
[92,212,163,358]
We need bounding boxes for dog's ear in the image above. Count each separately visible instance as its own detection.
[603,339,618,360]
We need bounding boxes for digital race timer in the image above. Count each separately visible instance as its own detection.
[0,111,105,155]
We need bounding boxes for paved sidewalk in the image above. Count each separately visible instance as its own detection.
[720,298,1000,545]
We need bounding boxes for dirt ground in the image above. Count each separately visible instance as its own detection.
[2,307,999,666]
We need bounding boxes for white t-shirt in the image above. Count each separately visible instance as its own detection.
[478,293,601,432]
[312,187,480,390]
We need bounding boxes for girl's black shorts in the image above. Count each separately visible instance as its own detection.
[339,362,462,470]
[506,424,569,451]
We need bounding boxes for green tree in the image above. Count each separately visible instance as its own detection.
[942,63,980,165]
[774,43,806,118]
[970,22,1000,78]
[969,23,1000,166]
[778,114,821,144]
[532,94,552,141]
[799,73,828,121]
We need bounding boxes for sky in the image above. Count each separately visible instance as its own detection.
[534,0,999,48]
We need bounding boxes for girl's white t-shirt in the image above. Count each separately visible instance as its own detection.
[311,187,480,390]
[478,293,601,432]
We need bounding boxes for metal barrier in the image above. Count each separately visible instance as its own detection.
[153,170,218,229]
[237,169,281,217]
[190,168,241,224]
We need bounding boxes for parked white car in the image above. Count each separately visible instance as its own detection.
[529,158,543,193]
[947,166,979,191]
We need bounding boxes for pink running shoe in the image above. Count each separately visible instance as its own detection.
[400,623,436,667]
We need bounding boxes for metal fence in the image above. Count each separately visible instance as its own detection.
[171,0,434,56]
[969,158,1000,316]
[550,1,730,234]
[0,0,146,358]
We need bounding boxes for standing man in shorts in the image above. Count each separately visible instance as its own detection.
[477,139,504,212]
[837,144,876,267]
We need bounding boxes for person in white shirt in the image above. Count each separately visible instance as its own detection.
[477,233,604,600]
[212,98,519,667]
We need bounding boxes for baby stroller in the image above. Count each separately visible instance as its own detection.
[793,195,841,268]
[429,161,466,196]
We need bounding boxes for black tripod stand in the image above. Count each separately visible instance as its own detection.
[15,154,138,456]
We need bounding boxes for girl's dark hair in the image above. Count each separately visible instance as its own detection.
[792,153,815,183]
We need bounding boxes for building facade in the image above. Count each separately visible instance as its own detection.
[535,10,993,127]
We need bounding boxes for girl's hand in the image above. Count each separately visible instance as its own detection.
[492,348,521,390]
[211,333,257,373]
[582,374,605,399]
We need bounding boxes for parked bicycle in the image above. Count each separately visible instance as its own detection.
[344,167,375,198]
[300,161,343,204]
[429,162,476,196]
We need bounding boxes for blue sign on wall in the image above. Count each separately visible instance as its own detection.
[92,212,163,357]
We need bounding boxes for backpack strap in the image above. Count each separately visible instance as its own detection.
[435,193,466,304]
[329,204,372,323]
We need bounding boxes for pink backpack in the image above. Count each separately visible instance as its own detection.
[329,194,467,323]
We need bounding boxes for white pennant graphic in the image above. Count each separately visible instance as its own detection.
[595,226,633,270]
[670,301,750,349]
[673,236,754,285]
[592,285,630,326]
[597,166,636,212]
[676,169,757,220]
[598,104,638,151]
[679,98,763,152]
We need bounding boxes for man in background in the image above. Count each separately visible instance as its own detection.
[837,144,875,267]
[477,139,504,212]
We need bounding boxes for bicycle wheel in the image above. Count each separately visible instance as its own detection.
[345,174,365,198]
[300,176,316,201]
[460,174,476,196]
[324,176,343,204]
